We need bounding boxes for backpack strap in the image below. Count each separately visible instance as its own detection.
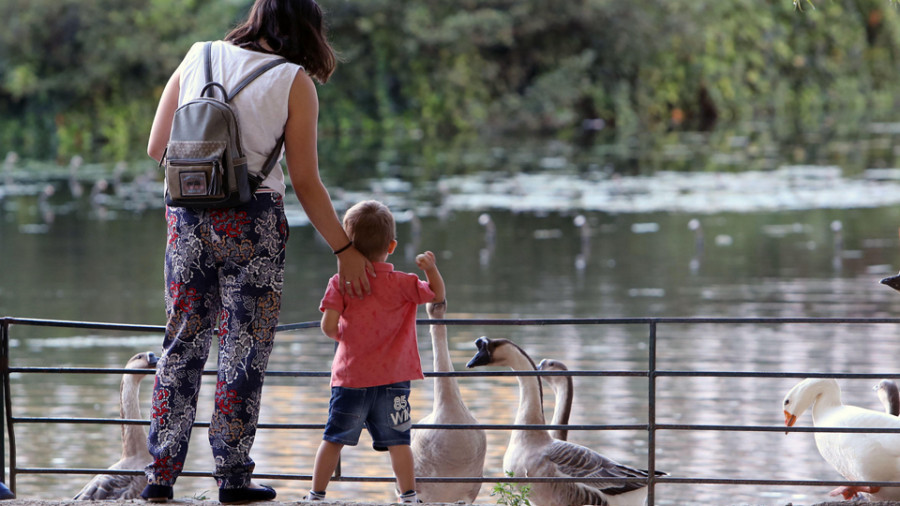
[203,41,290,189]
[201,42,220,98]
[228,57,289,102]
[248,133,285,190]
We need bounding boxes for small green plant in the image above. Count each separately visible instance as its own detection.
[192,489,210,500]
[491,470,532,506]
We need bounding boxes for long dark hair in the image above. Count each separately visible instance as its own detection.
[225,0,337,83]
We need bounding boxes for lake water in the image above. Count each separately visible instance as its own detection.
[5,134,900,504]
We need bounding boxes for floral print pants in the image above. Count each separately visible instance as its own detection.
[146,193,288,489]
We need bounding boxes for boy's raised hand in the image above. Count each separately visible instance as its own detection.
[415,251,437,270]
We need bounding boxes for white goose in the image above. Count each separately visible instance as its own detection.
[74,351,158,500]
[411,301,487,503]
[537,358,573,441]
[466,337,664,506]
[874,379,900,417]
[783,377,900,500]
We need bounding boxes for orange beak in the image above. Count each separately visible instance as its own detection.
[784,410,797,434]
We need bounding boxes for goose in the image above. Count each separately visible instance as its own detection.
[783,377,900,500]
[466,337,664,506]
[411,301,486,503]
[537,359,572,441]
[74,351,159,500]
[874,380,900,417]
[881,272,900,291]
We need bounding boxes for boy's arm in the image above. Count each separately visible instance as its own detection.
[416,251,445,303]
[321,308,341,340]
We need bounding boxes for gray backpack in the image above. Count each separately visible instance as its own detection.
[163,42,287,209]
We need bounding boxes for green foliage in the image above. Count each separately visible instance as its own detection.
[491,471,532,506]
[0,0,247,162]
[3,0,900,163]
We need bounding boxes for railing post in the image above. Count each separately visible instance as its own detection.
[0,318,6,484]
[647,320,657,506]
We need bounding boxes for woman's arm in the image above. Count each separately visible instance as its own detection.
[284,71,373,297]
[147,68,181,163]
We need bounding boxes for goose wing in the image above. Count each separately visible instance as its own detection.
[546,439,653,496]
[73,472,144,500]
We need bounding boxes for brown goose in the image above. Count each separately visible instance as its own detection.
[411,301,486,503]
[74,351,158,500]
[467,337,664,506]
[537,358,573,441]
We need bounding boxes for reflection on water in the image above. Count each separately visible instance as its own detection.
[7,147,900,503]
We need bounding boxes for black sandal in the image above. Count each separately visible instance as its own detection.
[140,484,173,503]
[218,484,276,504]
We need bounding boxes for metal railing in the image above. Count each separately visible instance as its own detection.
[3,315,900,504]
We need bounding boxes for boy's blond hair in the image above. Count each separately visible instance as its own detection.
[342,200,396,262]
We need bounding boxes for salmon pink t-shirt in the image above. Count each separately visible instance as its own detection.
[318,262,435,388]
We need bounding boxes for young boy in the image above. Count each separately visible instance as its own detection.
[306,200,445,503]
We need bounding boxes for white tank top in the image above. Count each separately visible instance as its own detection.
[177,40,302,197]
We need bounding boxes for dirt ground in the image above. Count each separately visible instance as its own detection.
[0,501,479,506]
[0,500,897,506]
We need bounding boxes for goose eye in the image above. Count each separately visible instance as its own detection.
[784,399,790,406]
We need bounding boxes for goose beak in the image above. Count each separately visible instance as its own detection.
[880,273,900,291]
[784,410,797,434]
[147,352,159,368]
[466,349,491,368]
[466,337,492,368]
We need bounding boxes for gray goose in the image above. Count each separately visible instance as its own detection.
[537,358,573,441]
[74,351,158,500]
[875,379,900,416]
[467,337,664,506]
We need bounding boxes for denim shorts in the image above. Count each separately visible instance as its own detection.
[323,381,412,449]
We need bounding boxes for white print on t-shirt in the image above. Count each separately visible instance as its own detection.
[390,394,411,431]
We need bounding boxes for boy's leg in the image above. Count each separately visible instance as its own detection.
[387,444,416,494]
[311,385,368,498]
[311,440,344,492]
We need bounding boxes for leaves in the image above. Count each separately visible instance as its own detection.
[3,0,900,162]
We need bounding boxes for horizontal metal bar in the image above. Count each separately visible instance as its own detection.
[13,366,900,381]
[14,467,652,484]
[7,417,645,432]
[0,318,163,332]
[17,416,900,436]
[7,316,900,331]
[656,477,900,488]
[656,370,900,379]
[658,424,900,434]
[19,466,900,490]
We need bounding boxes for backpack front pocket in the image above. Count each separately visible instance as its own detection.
[166,157,227,201]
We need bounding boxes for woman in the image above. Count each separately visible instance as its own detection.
[141,0,373,502]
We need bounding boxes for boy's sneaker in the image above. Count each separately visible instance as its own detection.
[398,490,422,503]
[304,490,326,501]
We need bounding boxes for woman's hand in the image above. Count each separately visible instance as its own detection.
[337,246,373,298]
